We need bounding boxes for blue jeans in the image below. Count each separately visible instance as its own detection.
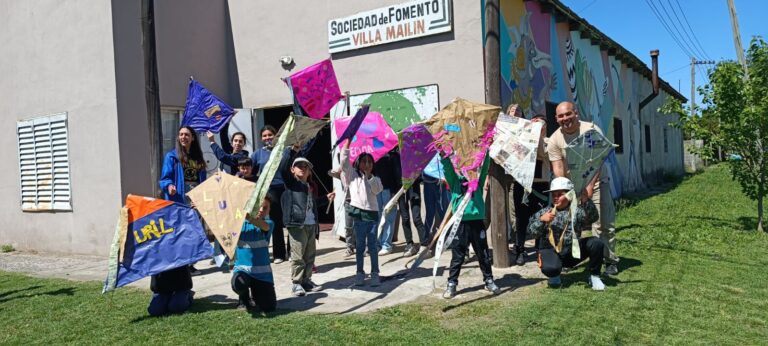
[423,179,451,242]
[147,289,193,316]
[376,189,398,251]
[354,219,379,274]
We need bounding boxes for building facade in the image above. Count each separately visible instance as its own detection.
[0,0,685,255]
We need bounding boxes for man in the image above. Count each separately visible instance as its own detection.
[547,101,619,276]
[527,177,606,290]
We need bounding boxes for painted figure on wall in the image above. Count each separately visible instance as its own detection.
[506,11,556,116]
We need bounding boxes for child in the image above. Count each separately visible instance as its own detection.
[441,151,500,299]
[340,140,384,286]
[280,148,323,297]
[527,177,606,290]
[231,196,277,312]
[236,157,257,183]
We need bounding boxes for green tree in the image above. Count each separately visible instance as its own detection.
[662,37,768,232]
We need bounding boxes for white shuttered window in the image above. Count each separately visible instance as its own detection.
[17,113,72,211]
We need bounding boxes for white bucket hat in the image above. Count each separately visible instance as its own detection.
[544,177,574,193]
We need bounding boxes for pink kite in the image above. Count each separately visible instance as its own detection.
[287,59,344,119]
[334,111,398,163]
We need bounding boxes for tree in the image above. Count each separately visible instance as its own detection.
[662,37,768,232]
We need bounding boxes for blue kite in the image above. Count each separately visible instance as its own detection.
[180,79,235,133]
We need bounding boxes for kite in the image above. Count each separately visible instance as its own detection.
[333,111,398,163]
[186,172,256,259]
[243,115,296,216]
[565,128,617,196]
[275,114,329,149]
[422,154,446,180]
[376,124,436,237]
[287,59,344,119]
[331,105,370,152]
[181,79,236,133]
[488,112,543,193]
[103,195,212,293]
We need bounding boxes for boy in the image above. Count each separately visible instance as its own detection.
[231,196,277,312]
[280,149,323,297]
[527,177,606,290]
[237,157,257,183]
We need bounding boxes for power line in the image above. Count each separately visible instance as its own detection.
[578,0,599,13]
[662,63,691,75]
[644,0,695,58]
[673,0,712,60]
[655,0,703,59]
[664,0,711,60]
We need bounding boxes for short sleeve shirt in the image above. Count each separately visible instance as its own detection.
[547,121,602,177]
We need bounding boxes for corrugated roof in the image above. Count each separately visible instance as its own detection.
[534,0,687,102]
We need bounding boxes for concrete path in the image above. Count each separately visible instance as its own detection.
[0,230,546,314]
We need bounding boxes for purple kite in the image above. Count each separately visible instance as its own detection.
[333,111,398,163]
[331,105,369,152]
[287,59,344,119]
[399,124,436,187]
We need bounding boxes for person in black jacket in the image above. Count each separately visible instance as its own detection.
[147,266,194,316]
[280,147,323,297]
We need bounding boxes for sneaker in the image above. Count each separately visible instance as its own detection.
[355,272,365,286]
[443,282,457,299]
[403,243,418,257]
[604,264,619,276]
[273,258,285,264]
[301,279,323,292]
[344,247,355,257]
[292,284,306,297]
[548,276,562,287]
[378,248,392,256]
[370,273,381,287]
[236,296,255,311]
[484,278,500,294]
[514,247,525,266]
[590,275,606,291]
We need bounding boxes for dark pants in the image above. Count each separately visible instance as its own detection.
[147,290,193,317]
[512,181,549,250]
[344,201,355,250]
[231,272,276,312]
[538,237,604,277]
[268,186,288,260]
[448,220,493,285]
[399,184,425,246]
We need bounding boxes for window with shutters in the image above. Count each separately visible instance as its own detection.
[16,113,72,211]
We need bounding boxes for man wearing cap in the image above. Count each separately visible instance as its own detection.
[548,101,619,276]
[528,177,606,290]
[279,149,323,297]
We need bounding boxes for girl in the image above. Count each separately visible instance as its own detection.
[207,130,250,175]
[340,140,383,286]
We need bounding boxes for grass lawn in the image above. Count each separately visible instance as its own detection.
[1,165,766,345]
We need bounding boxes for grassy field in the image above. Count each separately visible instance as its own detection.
[1,165,766,345]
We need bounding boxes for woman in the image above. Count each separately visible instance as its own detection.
[151,126,206,316]
[207,130,250,175]
[250,125,290,263]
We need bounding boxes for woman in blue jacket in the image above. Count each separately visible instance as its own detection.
[159,126,207,205]
[150,126,206,317]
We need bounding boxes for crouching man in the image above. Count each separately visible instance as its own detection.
[527,177,606,291]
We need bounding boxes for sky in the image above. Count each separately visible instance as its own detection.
[559,0,767,108]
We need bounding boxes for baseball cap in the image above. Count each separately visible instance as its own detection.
[544,177,574,192]
[292,157,313,169]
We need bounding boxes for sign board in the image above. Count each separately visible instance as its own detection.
[328,0,453,53]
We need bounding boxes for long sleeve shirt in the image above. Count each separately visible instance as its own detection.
[340,149,383,212]
[527,199,599,257]
[441,153,490,221]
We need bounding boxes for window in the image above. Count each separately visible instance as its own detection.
[663,128,669,153]
[17,113,72,211]
[613,117,624,154]
[644,125,652,153]
[161,108,182,155]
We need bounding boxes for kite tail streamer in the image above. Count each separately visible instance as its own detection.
[459,125,496,180]
[432,192,472,287]
[406,205,454,271]
[103,207,128,294]
[245,115,297,215]
[565,189,581,259]
[376,186,405,238]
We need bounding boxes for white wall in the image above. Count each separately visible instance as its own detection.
[0,0,122,255]
[227,0,486,109]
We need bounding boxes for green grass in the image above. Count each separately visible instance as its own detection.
[1,244,14,253]
[1,165,766,345]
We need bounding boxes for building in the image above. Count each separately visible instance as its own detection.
[0,0,685,256]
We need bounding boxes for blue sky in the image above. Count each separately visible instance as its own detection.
[559,0,767,107]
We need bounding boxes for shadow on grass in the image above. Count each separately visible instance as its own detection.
[442,273,543,312]
[0,287,75,303]
[556,257,644,289]
[0,285,43,299]
[686,216,759,232]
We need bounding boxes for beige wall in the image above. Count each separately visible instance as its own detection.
[228,0,486,109]
[0,0,122,255]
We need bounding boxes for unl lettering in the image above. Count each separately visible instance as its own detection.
[133,218,174,244]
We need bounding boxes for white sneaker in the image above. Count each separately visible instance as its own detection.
[378,248,392,256]
[590,275,605,291]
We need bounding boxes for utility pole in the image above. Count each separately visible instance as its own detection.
[483,0,510,268]
[689,58,716,117]
[727,0,748,74]
[142,0,163,197]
